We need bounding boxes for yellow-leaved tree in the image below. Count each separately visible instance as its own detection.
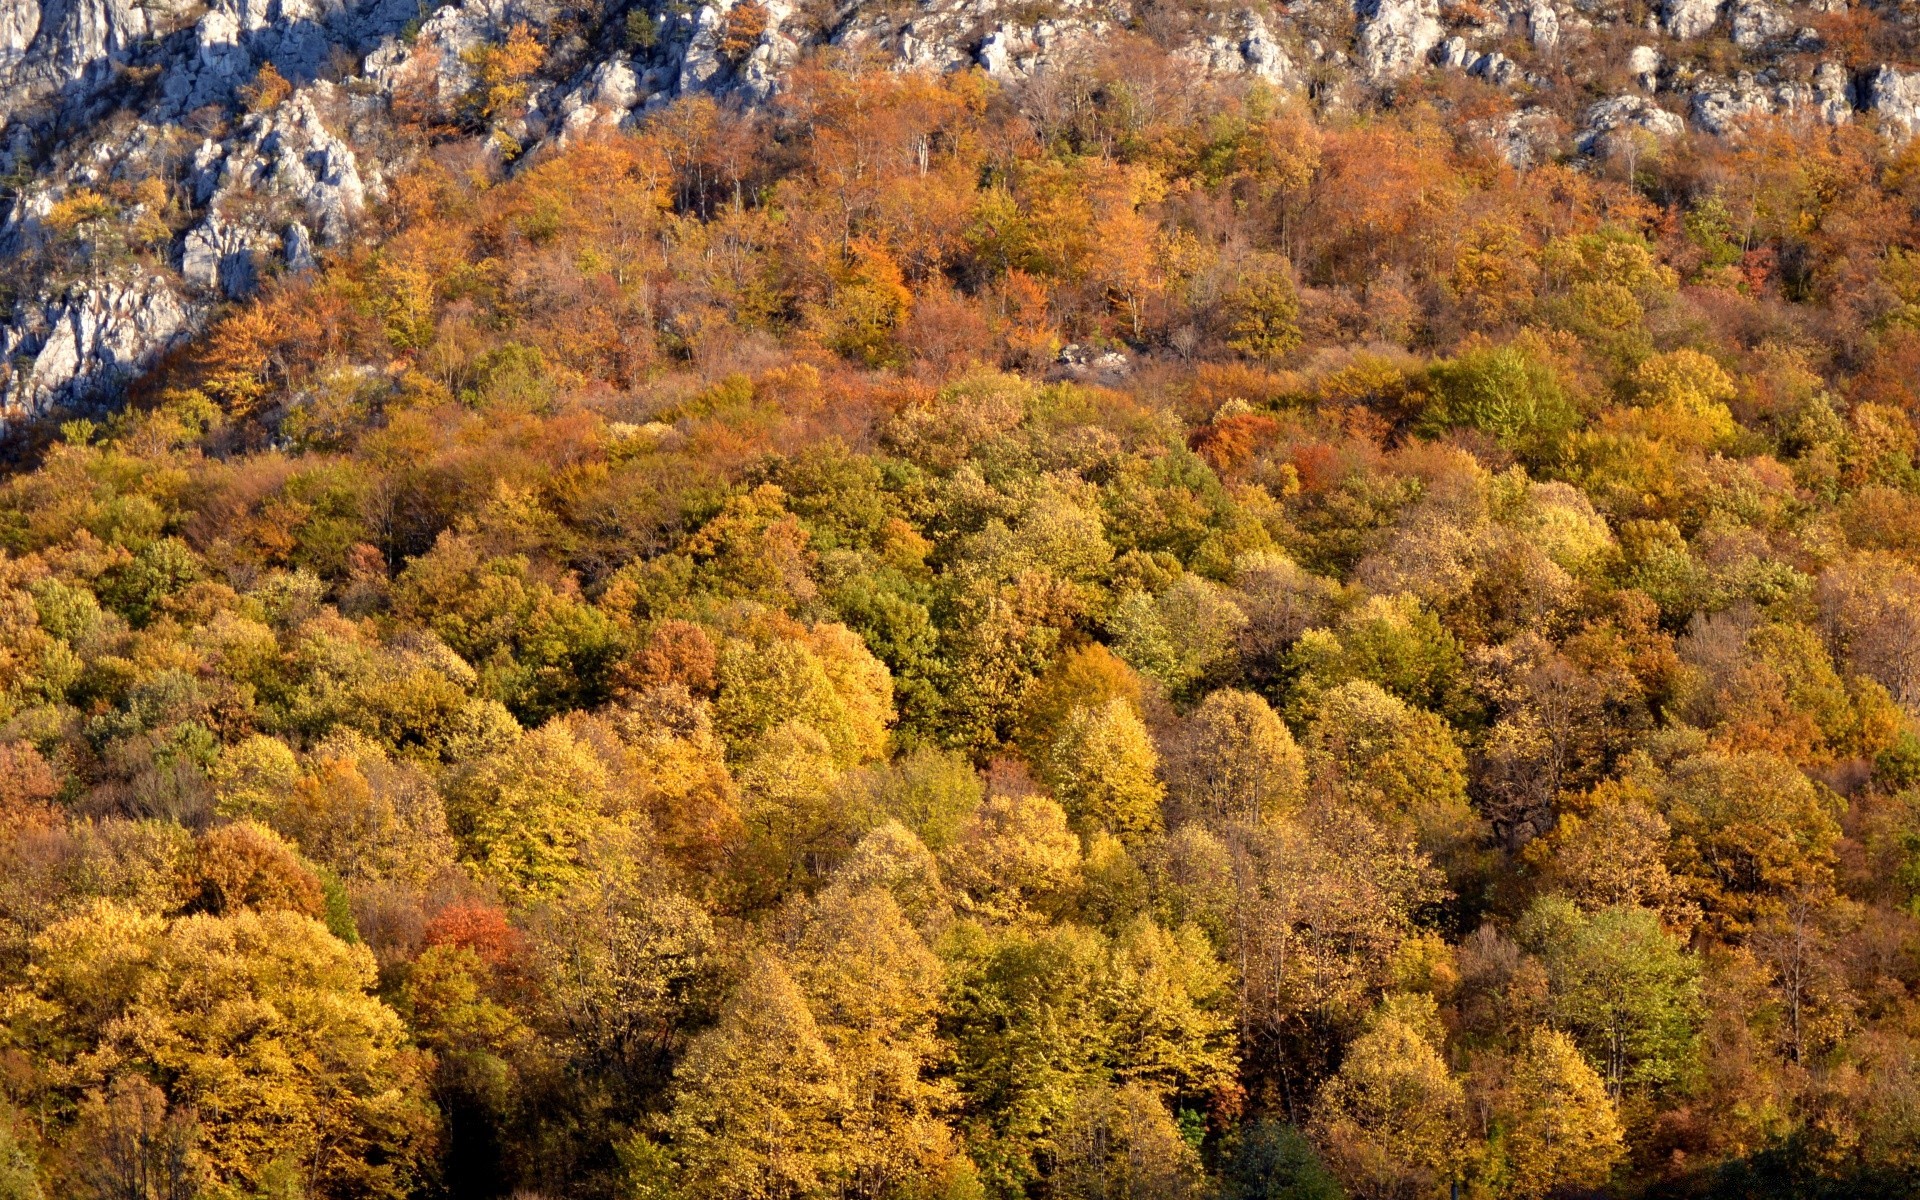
[1037,698,1165,839]
[1308,996,1468,1200]
[1497,1027,1626,1198]
[3,902,435,1199]
[650,950,846,1200]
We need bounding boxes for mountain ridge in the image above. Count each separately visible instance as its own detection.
[2,0,1919,423]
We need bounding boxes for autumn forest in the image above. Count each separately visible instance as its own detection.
[5,29,1920,1200]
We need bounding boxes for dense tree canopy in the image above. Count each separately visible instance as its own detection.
[4,28,1920,1200]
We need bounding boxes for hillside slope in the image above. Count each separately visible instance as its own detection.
[5,0,1920,418]
[2,2,1920,1199]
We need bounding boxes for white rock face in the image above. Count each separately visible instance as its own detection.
[1728,0,1786,47]
[0,0,152,124]
[195,84,368,244]
[1811,61,1852,124]
[1689,74,1774,134]
[1,0,417,137]
[159,7,256,117]
[1356,0,1443,81]
[365,0,498,103]
[0,73,372,420]
[1663,0,1720,39]
[175,82,369,300]
[1472,107,1562,168]
[284,220,317,271]
[1176,12,1294,85]
[1627,44,1660,89]
[1577,94,1685,152]
[0,281,192,421]
[1867,65,1920,138]
[1528,1,1559,50]
[181,214,273,295]
[1471,50,1519,86]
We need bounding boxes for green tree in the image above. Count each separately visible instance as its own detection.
[939,792,1084,923]
[1517,897,1701,1095]
[443,718,629,901]
[1303,681,1480,860]
[1105,918,1238,1103]
[840,747,984,853]
[1051,1081,1201,1200]
[0,1106,43,1200]
[1216,1121,1344,1200]
[715,621,895,767]
[732,721,860,897]
[943,922,1112,1197]
[790,886,971,1198]
[1106,579,1247,700]
[1422,344,1578,458]
[1285,594,1471,722]
[1657,751,1842,936]
[1226,259,1304,363]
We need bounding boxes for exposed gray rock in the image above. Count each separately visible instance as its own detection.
[1528,1,1559,50]
[646,0,800,100]
[366,0,488,103]
[181,214,273,296]
[1471,50,1520,86]
[1176,12,1293,85]
[1811,61,1851,124]
[1577,94,1684,152]
[547,56,641,140]
[284,220,317,271]
[196,83,369,243]
[1663,0,1720,39]
[0,77,370,415]
[1690,73,1774,133]
[1627,44,1660,89]
[0,182,52,257]
[1728,0,1786,48]
[1357,0,1443,81]
[3,0,419,138]
[1472,107,1562,168]
[1867,65,1920,138]
[0,279,193,421]
[586,57,640,110]
[967,14,1112,81]
[0,0,155,126]
[158,7,257,118]
[1056,343,1131,379]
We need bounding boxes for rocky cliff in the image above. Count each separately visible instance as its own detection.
[1,0,1918,424]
